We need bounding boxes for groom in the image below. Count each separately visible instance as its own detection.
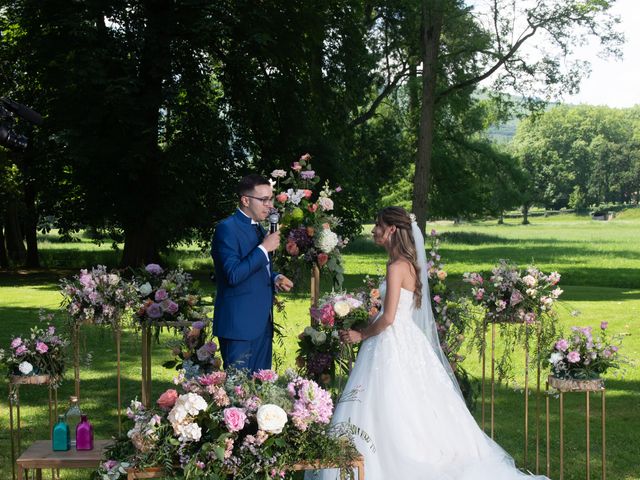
[211,174,293,372]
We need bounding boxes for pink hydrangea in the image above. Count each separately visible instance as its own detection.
[288,377,333,431]
[198,371,226,386]
[223,407,247,432]
[145,264,164,275]
[555,339,569,351]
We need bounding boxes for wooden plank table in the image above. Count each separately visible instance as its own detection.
[16,439,111,480]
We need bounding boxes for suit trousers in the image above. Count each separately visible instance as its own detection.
[218,320,273,373]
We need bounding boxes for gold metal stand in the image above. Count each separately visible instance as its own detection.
[480,319,542,470]
[310,264,321,311]
[546,375,606,480]
[8,375,58,480]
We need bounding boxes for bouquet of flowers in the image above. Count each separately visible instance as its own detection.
[548,322,624,380]
[298,289,372,385]
[0,315,69,386]
[163,320,221,379]
[271,153,348,288]
[463,260,563,383]
[60,265,137,328]
[96,369,359,480]
[132,264,209,330]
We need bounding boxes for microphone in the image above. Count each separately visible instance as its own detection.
[1,98,43,125]
[268,208,280,234]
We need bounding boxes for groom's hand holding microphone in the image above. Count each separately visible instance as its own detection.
[263,208,294,293]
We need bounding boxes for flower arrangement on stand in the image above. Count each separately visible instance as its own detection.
[463,260,563,383]
[297,286,374,388]
[548,322,625,380]
[132,263,209,332]
[95,369,359,480]
[0,315,68,387]
[163,320,221,379]
[426,230,475,409]
[271,154,348,289]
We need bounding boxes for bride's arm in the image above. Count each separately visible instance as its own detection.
[341,263,403,343]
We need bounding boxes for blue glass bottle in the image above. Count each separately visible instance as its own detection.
[52,414,70,451]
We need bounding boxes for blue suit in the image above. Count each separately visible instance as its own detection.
[211,209,278,372]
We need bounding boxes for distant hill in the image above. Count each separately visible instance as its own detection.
[486,117,519,143]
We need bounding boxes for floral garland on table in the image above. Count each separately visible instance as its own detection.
[0,312,69,387]
[297,288,373,386]
[464,260,563,384]
[60,265,137,328]
[271,153,348,288]
[426,230,476,409]
[548,322,627,380]
[95,369,359,480]
[132,264,210,335]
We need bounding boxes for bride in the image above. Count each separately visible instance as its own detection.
[308,207,548,480]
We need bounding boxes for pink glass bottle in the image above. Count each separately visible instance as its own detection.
[75,414,94,450]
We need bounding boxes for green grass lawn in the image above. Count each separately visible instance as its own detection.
[1,212,639,479]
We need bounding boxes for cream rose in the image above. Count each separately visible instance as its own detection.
[333,301,350,317]
[257,404,288,434]
[311,331,327,345]
[139,282,152,296]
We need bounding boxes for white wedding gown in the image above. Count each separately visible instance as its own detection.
[307,281,549,480]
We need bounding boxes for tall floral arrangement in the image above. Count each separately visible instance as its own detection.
[132,264,209,332]
[96,369,359,480]
[297,289,371,386]
[163,320,221,379]
[60,265,137,328]
[426,230,475,408]
[548,322,625,380]
[0,313,69,386]
[271,153,348,288]
[464,260,563,382]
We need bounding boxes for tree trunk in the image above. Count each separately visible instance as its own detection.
[4,200,27,264]
[23,175,40,268]
[411,0,443,234]
[0,223,9,268]
[120,221,161,268]
[522,204,530,225]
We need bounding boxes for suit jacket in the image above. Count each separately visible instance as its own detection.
[211,209,279,340]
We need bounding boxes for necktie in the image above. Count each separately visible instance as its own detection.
[254,223,265,243]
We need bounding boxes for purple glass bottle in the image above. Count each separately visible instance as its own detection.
[75,414,94,450]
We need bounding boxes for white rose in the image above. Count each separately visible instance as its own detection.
[257,404,288,434]
[318,197,334,211]
[522,275,537,288]
[311,331,327,345]
[139,282,152,296]
[107,274,120,286]
[549,352,563,365]
[333,301,351,318]
[18,361,33,375]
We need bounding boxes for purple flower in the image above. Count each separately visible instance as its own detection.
[146,302,163,319]
[145,263,164,275]
[600,321,608,330]
[300,170,315,180]
[165,300,179,315]
[15,345,27,356]
[47,326,56,335]
[10,338,22,349]
[35,341,49,354]
[555,339,569,352]
[567,351,581,363]
[192,321,205,330]
[335,186,342,192]
[155,289,168,302]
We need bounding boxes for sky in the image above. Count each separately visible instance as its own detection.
[557,0,640,108]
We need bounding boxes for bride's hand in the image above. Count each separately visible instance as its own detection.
[339,329,363,344]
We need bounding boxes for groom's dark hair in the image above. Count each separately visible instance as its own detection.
[237,174,270,197]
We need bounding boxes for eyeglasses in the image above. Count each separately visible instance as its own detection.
[244,194,274,205]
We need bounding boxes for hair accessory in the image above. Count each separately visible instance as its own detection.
[409,213,417,223]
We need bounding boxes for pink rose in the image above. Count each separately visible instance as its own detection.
[157,389,178,410]
[10,338,22,349]
[223,407,247,432]
[317,253,328,267]
[291,162,302,171]
[335,186,342,193]
[567,351,581,363]
[35,341,49,354]
[285,241,300,256]
[155,289,168,302]
[509,290,523,306]
[303,189,313,198]
[300,153,311,162]
[276,192,289,203]
[307,203,318,213]
[433,295,442,304]
[15,345,27,356]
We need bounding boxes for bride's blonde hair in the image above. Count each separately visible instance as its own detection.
[377,206,423,308]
